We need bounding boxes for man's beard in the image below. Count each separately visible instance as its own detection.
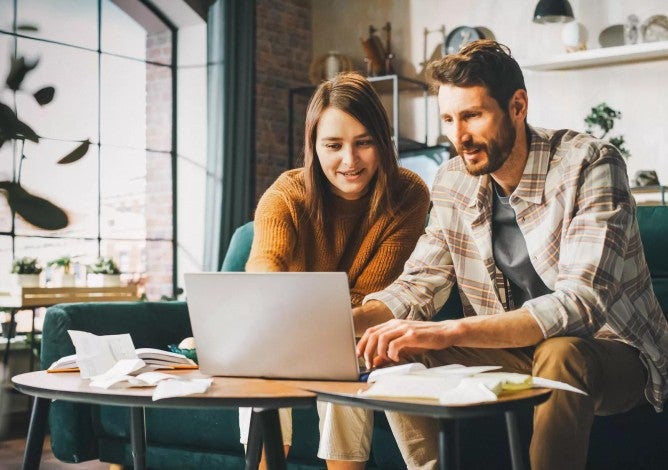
[458,114,516,176]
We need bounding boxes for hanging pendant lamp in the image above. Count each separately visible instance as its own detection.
[533,0,574,24]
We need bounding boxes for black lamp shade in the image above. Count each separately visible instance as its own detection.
[533,0,574,24]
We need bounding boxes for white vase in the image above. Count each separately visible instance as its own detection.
[52,272,76,287]
[87,273,121,287]
[11,273,41,288]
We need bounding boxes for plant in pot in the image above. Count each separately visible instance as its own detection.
[87,257,122,287]
[47,255,75,287]
[584,102,630,159]
[10,256,43,288]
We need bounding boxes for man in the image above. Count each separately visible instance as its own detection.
[353,40,668,470]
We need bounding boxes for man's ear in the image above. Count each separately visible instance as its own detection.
[508,89,528,121]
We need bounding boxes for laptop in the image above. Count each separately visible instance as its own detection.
[184,272,361,381]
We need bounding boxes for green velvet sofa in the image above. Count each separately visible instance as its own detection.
[37,206,668,469]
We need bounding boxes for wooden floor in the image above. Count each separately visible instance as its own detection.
[0,413,109,470]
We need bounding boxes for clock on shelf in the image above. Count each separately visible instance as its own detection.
[445,26,495,54]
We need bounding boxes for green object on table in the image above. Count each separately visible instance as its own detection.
[167,344,197,364]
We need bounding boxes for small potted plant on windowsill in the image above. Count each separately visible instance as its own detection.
[87,257,122,287]
[47,255,75,287]
[10,257,43,288]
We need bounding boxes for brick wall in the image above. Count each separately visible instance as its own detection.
[254,0,312,201]
[145,30,174,300]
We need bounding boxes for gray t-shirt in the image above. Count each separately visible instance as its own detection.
[491,182,553,309]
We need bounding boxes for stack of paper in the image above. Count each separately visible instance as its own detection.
[359,364,586,405]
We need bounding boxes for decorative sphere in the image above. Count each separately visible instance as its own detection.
[561,22,588,50]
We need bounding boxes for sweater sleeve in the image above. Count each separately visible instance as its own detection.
[349,171,430,305]
[245,184,300,272]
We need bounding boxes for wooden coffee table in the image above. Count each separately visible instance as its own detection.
[12,370,316,470]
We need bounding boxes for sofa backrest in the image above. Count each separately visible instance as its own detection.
[220,221,254,271]
[636,205,668,317]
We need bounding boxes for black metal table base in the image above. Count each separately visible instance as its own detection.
[245,408,286,470]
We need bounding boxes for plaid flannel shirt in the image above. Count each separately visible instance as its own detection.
[367,126,668,411]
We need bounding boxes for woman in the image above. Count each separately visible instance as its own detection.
[239,71,430,470]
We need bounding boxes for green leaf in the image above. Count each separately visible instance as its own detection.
[16,24,39,32]
[0,102,40,143]
[5,56,39,91]
[0,181,69,230]
[57,139,90,164]
[33,86,55,105]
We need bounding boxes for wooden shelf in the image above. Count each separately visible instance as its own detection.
[521,41,668,71]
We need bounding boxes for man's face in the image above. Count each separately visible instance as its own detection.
[438,84,517,176]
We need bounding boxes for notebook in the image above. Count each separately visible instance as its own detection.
[184,272,361,381]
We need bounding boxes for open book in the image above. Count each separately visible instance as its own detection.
[48,348,197,372]
[360,363,586,405]
[47,330,197,376]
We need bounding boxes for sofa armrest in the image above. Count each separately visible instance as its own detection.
[41,301,191,370]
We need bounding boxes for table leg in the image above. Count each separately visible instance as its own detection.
[438,419,460,470]
[129,407,146,470]
[21,396,50,470]
[245,409,263,470]
[257,409,286,470]
[505,410,526,470]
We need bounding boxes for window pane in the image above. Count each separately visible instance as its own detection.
[176,156,206,275]
[146,150,172,240]
[14,236,99,286]
[0,33,13,90]
[100,239,150,300]
[0,1,13,31]
[0,142,16,233]
[100,55,146,149]
[101,0,171,65]
[16,38,99,143]
[145,240,172,300]
[177,66,206,163]
[17,0,97,50]
[100,146,146,239]
[16,140,98,237]
[0,235,11,282]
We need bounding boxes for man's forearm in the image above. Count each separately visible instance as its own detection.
[453,308,545,348]
[352,300,394,336]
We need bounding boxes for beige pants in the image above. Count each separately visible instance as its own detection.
[387,337,648,470]
[239,403,373,461]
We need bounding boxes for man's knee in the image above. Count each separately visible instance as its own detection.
[532,337,599,387]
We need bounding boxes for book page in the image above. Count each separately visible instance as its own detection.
[68,330,137,378]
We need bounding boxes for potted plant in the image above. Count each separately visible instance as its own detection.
[584,102,630,159]
[47,255,75,287]
[10,257,43,288]
[87,257,122,287]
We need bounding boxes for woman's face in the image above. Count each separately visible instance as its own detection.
[315,107,380,200]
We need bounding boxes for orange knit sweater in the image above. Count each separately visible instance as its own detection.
[246,167,430,305]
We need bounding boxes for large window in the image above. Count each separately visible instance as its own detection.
[0,0,179,299]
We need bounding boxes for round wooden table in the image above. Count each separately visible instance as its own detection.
[12,370,317,470]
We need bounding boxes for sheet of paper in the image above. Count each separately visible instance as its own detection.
[152,378,213,401]
[359,375,462,400]
[68,330,137,378]
[532,377,587,395]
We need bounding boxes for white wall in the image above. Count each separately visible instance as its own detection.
[312,0,668,185]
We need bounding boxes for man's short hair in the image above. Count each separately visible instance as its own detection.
[427,40,526,113]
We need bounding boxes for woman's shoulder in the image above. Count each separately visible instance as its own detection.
[395,167,430,200]
[263,169,307,200]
